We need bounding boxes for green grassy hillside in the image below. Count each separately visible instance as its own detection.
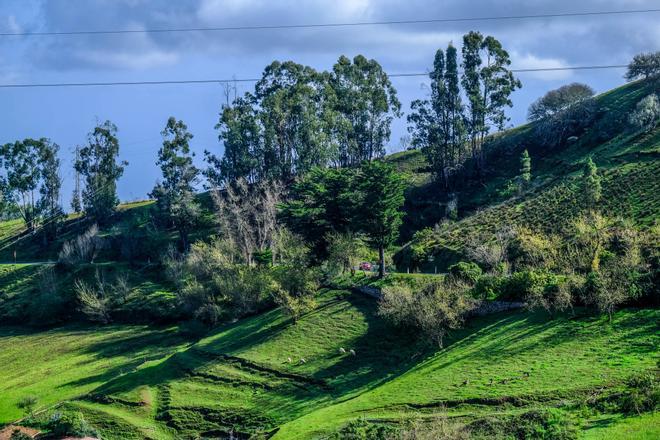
[1,289,657,438]
[393,79,660,270]
[0,79,657,438]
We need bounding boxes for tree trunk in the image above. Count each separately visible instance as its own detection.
[378,245,385,279]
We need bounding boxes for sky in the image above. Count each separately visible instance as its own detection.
[1,0,659,208]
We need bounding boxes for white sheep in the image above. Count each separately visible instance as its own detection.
[339,347,346,354]
[349,349,356,356]
[299,358,307,364]
[287,357,292,363]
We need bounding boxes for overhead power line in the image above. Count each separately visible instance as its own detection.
[1,9,658,37]
[0,64,629,89]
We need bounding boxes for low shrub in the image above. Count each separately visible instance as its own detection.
[58,224,104,266]
[471,274,505,300]
[329,418,396,440]
[10,430,33,440]
[500,269,560,302]
[47,411,98,438]
[379,279,476,346]
[620,371,659,415]
[470,409,578,440]
[448,261,482,285]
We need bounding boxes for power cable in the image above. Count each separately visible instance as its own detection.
[1,9,658,37]
[0,64,629,89]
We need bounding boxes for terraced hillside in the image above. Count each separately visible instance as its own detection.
[1,289,657,438]
[393,79,660,270]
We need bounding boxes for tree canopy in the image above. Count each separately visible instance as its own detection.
[527,83,595,121]
[75,121,127,222]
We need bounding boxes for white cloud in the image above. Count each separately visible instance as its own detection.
[5,14,21,33]
[79,48,178,70]
[511,52,572,81]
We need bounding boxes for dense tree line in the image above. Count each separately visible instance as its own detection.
[408,32,521,185]
[205,55,401,186]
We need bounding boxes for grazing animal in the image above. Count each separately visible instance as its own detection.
[462,379,470,386]
[349,349,356,356]
[523,371,530,378]
[299,358,306,364]
[339,347,346,354]
[287,357,292,363]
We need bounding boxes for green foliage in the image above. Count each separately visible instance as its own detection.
[629,94,660,133]
[325,231,366,277]
[165,239,276,325]
[471,409,578,440]
[75,120,127,222]
[581,158,602,212]
[408,43,465,184]
[625,51,660,81]
[16,395,38,416]
[507,227,558,272]
[619,372,659,415]
[329,418,396,440]
[280,166,356,256]
[355,161,407,277]
[150,117,200,251]
[206,56,400,182]
[462,31,521,168]
[0,138,63,233]
[528,82,595,121]
[9,430,33,440]
[519,149,531,188]
[448,261,482,285]
[500,269,560,302]
[331,55,402,165]
[379,278,475,346]
[47,411,99,438]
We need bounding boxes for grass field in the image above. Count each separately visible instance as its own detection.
[1,289,657,439]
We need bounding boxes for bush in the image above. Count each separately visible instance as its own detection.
[470,409,577,440]
[58,224,104,266]
[500,269,560,302]
[166,239,277,325]
[471,274,505,300]
[399,416,470,440]
[507,227,558,272]
[448,262,482,285]
[534,98,597,149]
[629,94,660,133]
[620,372,659,415]
[47,411,98,438]
[16,395,38,416]
[525,275,576,317]
[10,430,33,440]
[329,418,396,440]
[272,265,319,322]
[379,279,476,346]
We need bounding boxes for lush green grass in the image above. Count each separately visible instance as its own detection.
[2,289,656,439]
[397,79,660,271]
[0,324,189,423]
[582,413,660,439]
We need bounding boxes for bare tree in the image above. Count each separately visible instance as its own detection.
[212,178,284,265]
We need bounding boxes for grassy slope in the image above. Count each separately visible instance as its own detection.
[0,324,189,423]
[394,79,660,270]
[2,289,657,439]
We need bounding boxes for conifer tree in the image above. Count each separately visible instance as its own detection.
[519,149,531,190]
[151,117,200,251]
[582,157,601,211]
